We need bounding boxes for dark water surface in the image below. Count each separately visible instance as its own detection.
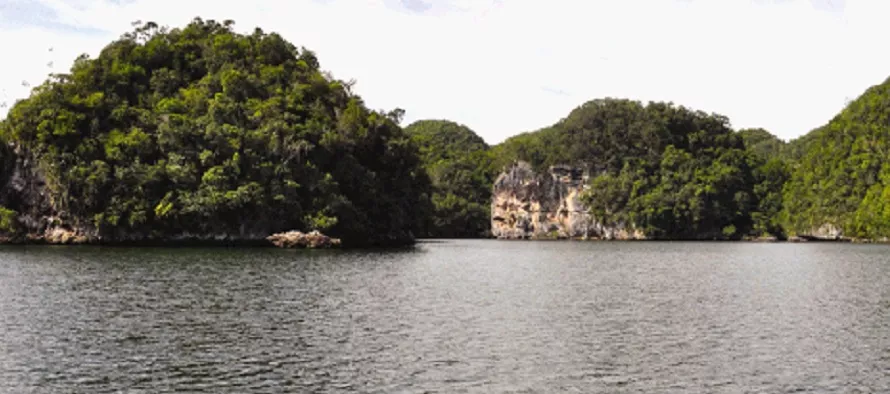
[1,241,888,393]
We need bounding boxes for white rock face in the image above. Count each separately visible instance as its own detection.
[806,223,844,240]
[490,162,644,240]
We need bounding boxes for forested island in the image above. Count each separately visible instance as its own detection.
[1,18,888,246]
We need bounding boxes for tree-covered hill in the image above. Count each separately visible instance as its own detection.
[0,19,430,246]
[405,120,496,238]
[738,128,786,160]
[737,128,790,238]
[490,98,761,239]
[3,17,889,244]
[781,76,890,239]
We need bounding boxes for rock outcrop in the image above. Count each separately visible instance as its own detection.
[490,162,644,240]
[0,148,93,244]
[267,230,342,248]
[792,223,852,242]
[2,152,49,229]
[807,223,844,240]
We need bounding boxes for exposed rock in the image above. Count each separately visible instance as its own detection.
[748,235,779,242]
[490,162,644,240]
[807,223,844,240]
[787,223,851,242]
[1,151,55,234]
[0,149,93,243]
[43,227,92,245]
[267,230,342,249]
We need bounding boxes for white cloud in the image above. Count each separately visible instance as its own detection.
[1,0,889,143]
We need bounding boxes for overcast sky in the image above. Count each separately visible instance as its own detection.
[1,0,888,143]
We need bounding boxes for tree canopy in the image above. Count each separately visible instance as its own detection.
[492,99,760,239]
[3,17,890,244]
[738,128,786,160]
[780,76,890,239]
[405,120,496,238]
[0,18,430,246]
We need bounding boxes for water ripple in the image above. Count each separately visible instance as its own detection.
[0,242,888,393]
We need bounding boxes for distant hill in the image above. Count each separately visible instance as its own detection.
[3,16,888,244]
[405,120,496,238]
[738,128,786,160]
[489,98,760,239]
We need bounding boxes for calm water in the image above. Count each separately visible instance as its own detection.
[0,241,888,393]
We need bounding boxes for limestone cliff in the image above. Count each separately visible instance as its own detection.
[490,162,644,240]
[0,147,97,244]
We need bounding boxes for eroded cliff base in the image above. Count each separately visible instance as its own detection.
[490,162,645,240]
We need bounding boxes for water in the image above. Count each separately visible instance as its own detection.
[0,241,888,393]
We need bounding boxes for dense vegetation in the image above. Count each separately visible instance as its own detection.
[414,79,890,241]
[492,99,759,239]
[730,128,789,237]
[0,139,17,234]
[749,154,790,238]
[2,18,890,244]
[781,76,890,239]
[405,120,496,238]
[738,128,786,159]
[0,19,430,246]
[488,78,890,241]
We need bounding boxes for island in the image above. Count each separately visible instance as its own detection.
[2,18,890,246]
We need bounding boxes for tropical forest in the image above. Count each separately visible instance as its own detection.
[1,18,889,245]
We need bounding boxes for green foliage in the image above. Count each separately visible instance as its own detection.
[784,131,820,162]
[406,120,489,164]
[0,136,21,236]
[781,76,890,238]
[751,157,790,237]
[493,99,758,239]
[4,18,888,243]
[733,128,791,237]
[0,206,17,234]
[405,120,496,237]
[0,18,429,246]
[738,128,786,160]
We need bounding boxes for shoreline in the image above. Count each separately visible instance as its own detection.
[0,236,413,249]
[425,236,876,244]
[1,235,881,247]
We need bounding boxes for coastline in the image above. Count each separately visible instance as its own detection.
[2,236,883,247]
[0,232,412,249]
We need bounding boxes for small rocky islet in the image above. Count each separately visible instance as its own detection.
[266,230,341,249]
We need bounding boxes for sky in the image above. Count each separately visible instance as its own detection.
[1,0,889,144]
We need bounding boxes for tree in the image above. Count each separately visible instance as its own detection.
[494,98,759,239]
[405,120,496,237]
[0,19,431,246]
[780,76,890,238]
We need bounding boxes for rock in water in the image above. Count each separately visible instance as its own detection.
[267,230,341,248]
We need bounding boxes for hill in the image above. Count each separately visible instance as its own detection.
[781,76,890,239]
[405,120,496,237]
[738,128,790,237]
[490,98,760,239]
[0,19,430,246]
[3,17,887,244]
[738,128,786,160]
